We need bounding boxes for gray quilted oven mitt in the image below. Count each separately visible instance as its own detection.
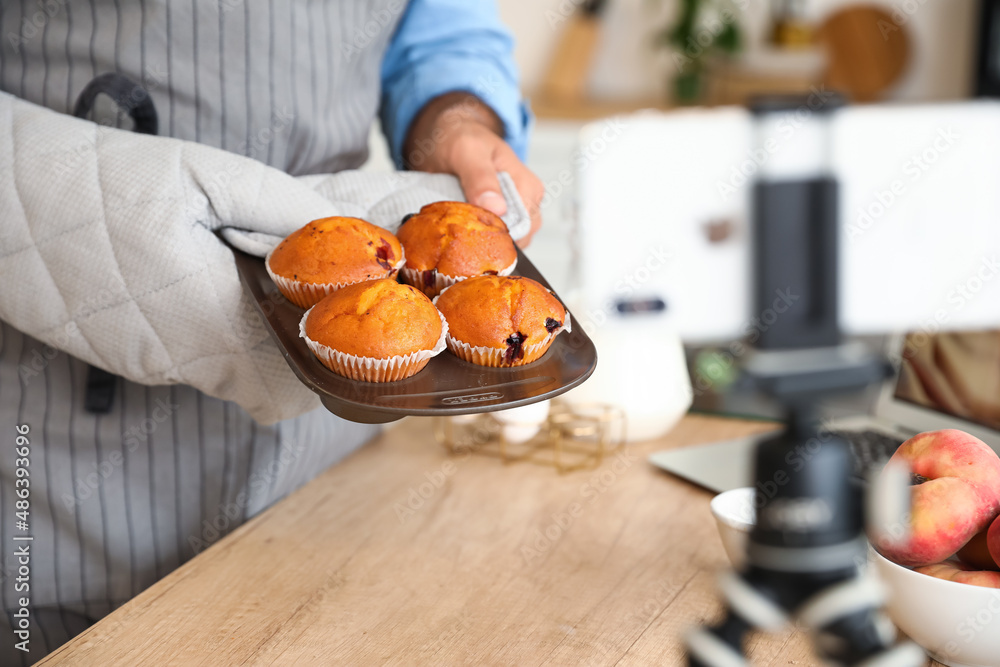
[0,92,530,424]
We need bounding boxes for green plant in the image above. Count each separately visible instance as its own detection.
[657,0,743,103]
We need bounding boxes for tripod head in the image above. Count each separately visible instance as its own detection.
[742,344,891,552]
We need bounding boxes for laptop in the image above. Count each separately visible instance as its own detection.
[650,331,1000,493]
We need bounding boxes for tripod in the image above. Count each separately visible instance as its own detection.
[685,345,924,666]
[686,94,925,665]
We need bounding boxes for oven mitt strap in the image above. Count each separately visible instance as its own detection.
[73,73,160,414]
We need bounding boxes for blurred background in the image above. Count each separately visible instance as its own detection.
[504,0,977,106]
[365,0,996,428]
[368,0,986,280]
[503,0,983,290]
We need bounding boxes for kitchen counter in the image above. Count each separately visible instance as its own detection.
[38,414,933,666]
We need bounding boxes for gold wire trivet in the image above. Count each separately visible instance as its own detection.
[434,401,627,473]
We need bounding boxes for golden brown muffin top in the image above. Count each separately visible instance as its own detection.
[269,217,402,285]
[397,201,517,277]
[435,275,566,359]
[305,280,442,359]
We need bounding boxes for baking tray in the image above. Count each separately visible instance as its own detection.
[230,246,598,424]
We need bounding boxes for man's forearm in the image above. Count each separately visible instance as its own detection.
[403,92,504,170]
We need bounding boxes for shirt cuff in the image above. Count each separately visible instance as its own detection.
[381,54,533,169]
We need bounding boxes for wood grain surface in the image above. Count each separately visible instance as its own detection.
[39,414,934,666]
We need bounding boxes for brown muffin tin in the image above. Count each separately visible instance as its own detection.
[230,245,598,424]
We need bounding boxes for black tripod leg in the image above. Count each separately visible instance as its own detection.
[687,572,788,667]
[687,567,924,667]
[797,574,925,666]
[687,613,749,667]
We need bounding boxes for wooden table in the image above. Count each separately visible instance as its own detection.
[39,414,933,666]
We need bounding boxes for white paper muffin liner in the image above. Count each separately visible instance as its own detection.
[433,298,571,367]
[400,257,517,298]
[299,308,448,382]
[266,248,406,309]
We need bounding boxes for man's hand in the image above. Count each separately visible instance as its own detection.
[403,92,543,248]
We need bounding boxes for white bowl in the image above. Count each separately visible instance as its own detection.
[492,400,551,444]
[869,548,1000,667]
[709,487,756,569]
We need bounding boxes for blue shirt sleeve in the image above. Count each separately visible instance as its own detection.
[380,0,532,169]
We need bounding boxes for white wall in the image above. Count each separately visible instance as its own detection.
[499,0,980,103]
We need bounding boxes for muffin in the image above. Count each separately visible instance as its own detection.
[396,201,517,297]
[434,275,569,367]
[266,217,405,308]
[300,280,447,382]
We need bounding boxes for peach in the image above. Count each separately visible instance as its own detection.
[990,514,1000,568]
[875,429,1000,568]
[957,529,1000,571]
[915,560,1000,589]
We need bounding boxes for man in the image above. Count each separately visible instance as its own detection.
[0,1,543,663]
